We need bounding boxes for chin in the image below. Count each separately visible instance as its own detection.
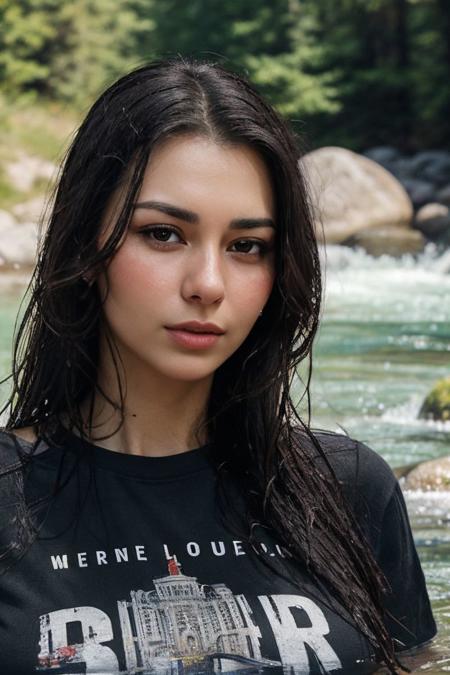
[157,362,221,383]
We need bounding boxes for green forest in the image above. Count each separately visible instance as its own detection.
[1,0,449,151]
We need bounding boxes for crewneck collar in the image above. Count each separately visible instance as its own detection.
[50,426,214,481]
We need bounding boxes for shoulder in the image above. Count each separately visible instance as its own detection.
[0,427,41,473]
[292,426,396,489]
[313,429,395,490]
[291,426,398,537]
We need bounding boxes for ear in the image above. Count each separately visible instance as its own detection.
[82,272,95,287]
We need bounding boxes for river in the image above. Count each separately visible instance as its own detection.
[0,242,449,672]
[304,244,450,673]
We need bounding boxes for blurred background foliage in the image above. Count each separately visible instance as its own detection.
[0,0,449,152]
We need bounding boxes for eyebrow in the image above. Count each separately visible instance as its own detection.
[134,200,276,230]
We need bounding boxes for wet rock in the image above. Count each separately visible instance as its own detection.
[301,147,413,244]
[5,153,57,192]
[364,146,400,166]
[419,376,450,421]
[393,460,421,481]
[414,203,450,242]
[420,218,450,243]
[0,209,16,232]
[437,184,450,207]
[389,157,416,181]
[410,150,450,174]
[0,221,38,267]
[422,157,450,187]
[403,456,450,491]
[416,203,449,222]
[342,225,425,257]
[11,195,48,224]
[401,178,436,209]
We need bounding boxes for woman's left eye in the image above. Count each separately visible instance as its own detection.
[230,240,268,256]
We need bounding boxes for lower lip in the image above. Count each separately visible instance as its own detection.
[165,328,223,350]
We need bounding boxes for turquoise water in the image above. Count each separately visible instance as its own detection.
[304,244,450,673]
[307,247,450,467]
[0,287,27,407]
[0,244,449,672]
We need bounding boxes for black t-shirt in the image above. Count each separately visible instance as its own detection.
[0,427,436,674]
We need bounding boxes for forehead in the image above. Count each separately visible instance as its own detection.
[137,134,275,216]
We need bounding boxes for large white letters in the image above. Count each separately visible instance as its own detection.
[38,606,119,673]
[259,594,342,672]
[37,594,343,673]
[50,554,68,570]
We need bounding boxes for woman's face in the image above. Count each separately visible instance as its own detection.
[97,134,276,385]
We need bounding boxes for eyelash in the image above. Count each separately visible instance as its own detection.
[139,225,271,256]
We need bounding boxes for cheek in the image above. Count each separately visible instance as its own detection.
[260,266,276,299]
[234,265,275,321]
[104,246,174,306]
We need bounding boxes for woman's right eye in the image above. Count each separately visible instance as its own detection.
[140,226,182,244]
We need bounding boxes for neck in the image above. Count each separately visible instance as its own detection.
[76,356,213,459]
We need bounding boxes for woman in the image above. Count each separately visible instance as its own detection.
[0,57,436,674]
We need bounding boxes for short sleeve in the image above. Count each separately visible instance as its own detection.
[375,481,437,652]
[304,429,438,652]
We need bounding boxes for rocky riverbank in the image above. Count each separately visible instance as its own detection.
[302,145,450,259]
[0,151,55,271]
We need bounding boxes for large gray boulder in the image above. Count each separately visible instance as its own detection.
[301,147,414,244]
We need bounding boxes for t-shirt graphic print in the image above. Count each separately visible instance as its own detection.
[37,553,345,674]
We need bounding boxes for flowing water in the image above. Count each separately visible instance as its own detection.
[301,244,450,673]
[0,243,449,672]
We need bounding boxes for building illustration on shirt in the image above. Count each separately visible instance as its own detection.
[117,557,274,672]
[36,556,285,674]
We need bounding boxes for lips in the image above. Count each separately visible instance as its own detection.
[164,321,226,351]
[166,321,225,335]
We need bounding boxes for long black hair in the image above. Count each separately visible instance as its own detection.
[0,56,404,673]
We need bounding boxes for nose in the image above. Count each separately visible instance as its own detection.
[181,245,225,306]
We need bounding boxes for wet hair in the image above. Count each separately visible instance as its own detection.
[0,56,404,672]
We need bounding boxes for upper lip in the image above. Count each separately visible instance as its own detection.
[166,321,225,335]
